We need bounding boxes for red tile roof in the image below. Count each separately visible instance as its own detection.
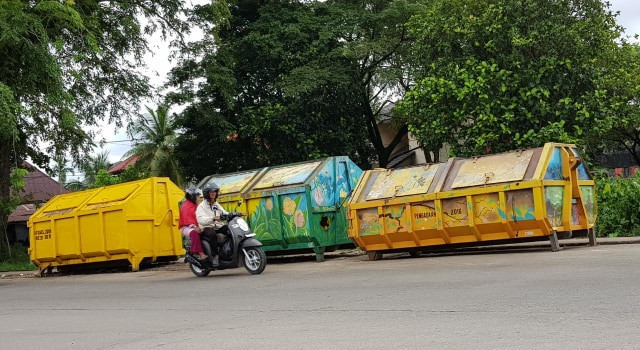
[108,154,139,174]
[8,204,36,223]
[8,162,68,223]
[9,162,68,203]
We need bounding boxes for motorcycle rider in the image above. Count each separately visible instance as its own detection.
[196,182,228,267]
[179,186,208,260]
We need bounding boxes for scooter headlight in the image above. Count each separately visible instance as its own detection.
[237,217,250,232]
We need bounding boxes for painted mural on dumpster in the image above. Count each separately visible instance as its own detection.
[210,171,260,194]
[311,163,335,207]
[248,193,311,245]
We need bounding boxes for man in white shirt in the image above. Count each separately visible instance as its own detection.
[196,182,228,266]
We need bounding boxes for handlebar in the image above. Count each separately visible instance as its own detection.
[220,212,245,221]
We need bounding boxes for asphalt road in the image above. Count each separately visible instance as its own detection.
[1,244,639,350]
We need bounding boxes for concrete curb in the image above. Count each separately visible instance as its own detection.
[3,237,640,278]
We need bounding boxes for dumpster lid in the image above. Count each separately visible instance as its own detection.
[204,170,262,195]
[252,161,322,190]
[85,182,140,205]
[365,164,440,200]
[451,149,534,189]
[40,190,97,213]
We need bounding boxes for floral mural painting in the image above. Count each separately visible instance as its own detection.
[358,208,382,236]
[249,197,281,244]
[311,164,335,207]
[545,186,564,227]
[280,194,310,240]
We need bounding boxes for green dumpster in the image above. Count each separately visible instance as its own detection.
[199,157,363,261]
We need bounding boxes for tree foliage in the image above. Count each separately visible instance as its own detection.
[126,105,183,186]
[397,0,623,158]
[582,43,640,166]
[0,0,189,250]
[169,0,426,178]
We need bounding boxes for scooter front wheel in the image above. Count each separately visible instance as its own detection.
[243,247,267,275]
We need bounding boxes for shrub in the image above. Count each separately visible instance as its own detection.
[0,243,36,272]
[595,172,640,237]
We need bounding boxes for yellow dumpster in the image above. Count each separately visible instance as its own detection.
[348,143,597,260]
[28,177,185,273]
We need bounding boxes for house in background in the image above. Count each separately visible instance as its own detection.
[107,154,139,175]
[7,162,68,245]
[376,103,449,168]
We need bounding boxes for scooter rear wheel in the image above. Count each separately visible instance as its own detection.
[243,247,267,275]
[189,261,211,277]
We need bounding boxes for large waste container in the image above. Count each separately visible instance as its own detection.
[28,177,185,274]
[348,143,597,260]
[199,157,363,261]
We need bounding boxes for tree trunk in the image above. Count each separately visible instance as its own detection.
[0,138,12,251]
[361,90,409,168]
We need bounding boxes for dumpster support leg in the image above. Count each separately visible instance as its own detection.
[549,230,561,252]
[314,247,325,262]
[588,226,597,246]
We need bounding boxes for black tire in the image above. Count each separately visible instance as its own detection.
[190,240,212,277]
[409,251,421,258]
[189,261,211,277]
[367,251,383,261]
[242,247,267,275]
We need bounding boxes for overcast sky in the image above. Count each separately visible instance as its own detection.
[93,0,640,167]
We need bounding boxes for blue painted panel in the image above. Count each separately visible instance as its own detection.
[544,148,563,180]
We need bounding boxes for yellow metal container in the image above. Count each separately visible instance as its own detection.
[28,177,185,273]
[348,143,597,259]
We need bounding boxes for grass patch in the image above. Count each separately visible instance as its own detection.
[0,244,37,272]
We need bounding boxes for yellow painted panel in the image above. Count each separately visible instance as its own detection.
[452,150,534,188]
[442,198,468,227]
[253,161,322,189]
[79,214,103,255]
[55,218,79,257]
[473,193,500,224]
[383,205,408,233]
[365,164,439,200]
[207,170,261,194]
[31,222,55,260]
[411,201,437,231]
[104,211,128,254]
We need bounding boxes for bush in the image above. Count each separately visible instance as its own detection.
[0,243,36,272]
[595,172,640,237]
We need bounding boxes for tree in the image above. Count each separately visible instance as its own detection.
[126,105,183,186]
[317,0,428,166]
[0,0,189,250]
[397,0,623,157]
[168,0,427,179]
[51,154,72,186]
[81,150,112,186]
[582,42,640,166]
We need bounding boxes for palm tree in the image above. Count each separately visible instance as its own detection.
[51,154,72,186]
[126,105,183,186]
[64,150,113,191]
